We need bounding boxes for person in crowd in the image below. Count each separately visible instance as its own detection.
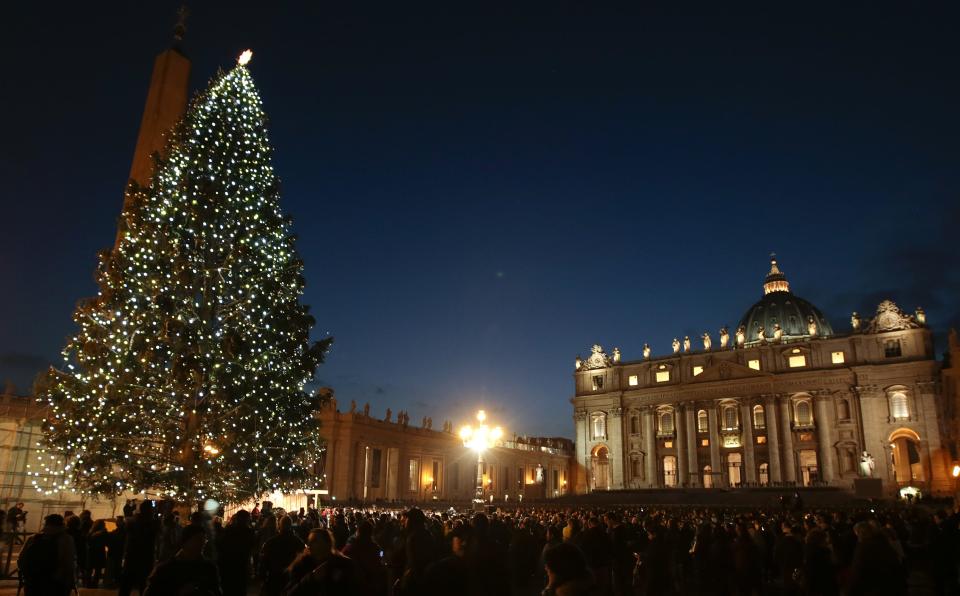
[157,512,182,562]
[105,515,126,588]
[395,507,437,594]
[119,499,160,596]
[802,527,838,596]
[846,521,907,596]
[260,515,306,596]
[17,513,76,596]
[143,523,222,596]
[542,541,593,596]
[86,519,110,588]
[423,523,481,596]
[284,527,360,595]
[217,509,257,596]
[65,514,87,587]
[341,519,387,596]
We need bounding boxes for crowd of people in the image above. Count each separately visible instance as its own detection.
[13,496,960,595]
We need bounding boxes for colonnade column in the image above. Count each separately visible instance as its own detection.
[676,406,688,487]
[764,395,782,483]
[741,402,756,484]
[685,406,699,487]
[608,408,625,489]
[815,396,836,485]
[779,396,797,483]
[643,408,658,487]
[708,403,723,487]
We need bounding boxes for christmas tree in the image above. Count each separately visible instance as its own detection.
[35,51,331,505]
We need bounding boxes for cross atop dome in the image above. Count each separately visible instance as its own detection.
[763,253,790,295]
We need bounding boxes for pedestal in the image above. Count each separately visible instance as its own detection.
[853,478,883,499]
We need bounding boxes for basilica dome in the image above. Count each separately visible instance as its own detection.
[737,257,833,344]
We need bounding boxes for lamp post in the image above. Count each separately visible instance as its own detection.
[460,410,503,508]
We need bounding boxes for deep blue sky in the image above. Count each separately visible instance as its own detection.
[1,3,958,438]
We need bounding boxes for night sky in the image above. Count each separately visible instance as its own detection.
[2,3,958,439]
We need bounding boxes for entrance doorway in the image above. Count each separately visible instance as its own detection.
[663,456,677,487]
[727,452,742,487]
[889,428,924,486]
[591,445,610,491]
[798,450,819,486]
[703,465,713,488]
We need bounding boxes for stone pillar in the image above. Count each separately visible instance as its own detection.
[677,406,689,487]
[780,397,796,483]
[609,408,625,489]
[764,395,782,483]
[741,402,756,484]
[815,396,836,485]
[685,406,699,486]
[574,411,589,493]
[708,403,722,487]
[643,409,658,487]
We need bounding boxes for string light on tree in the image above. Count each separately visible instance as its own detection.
[33,50,332,505]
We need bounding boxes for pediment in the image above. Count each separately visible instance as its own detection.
[690,360,770,383]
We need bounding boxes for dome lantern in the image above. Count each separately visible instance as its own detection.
[763,253,790,295]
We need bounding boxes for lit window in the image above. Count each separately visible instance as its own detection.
[753,405,765,429]
[788,355,807,367]
[628,374,639,386]
[795,401,813,426]
[664,441,673,448]
[799,432,814,442]
[722,406,738,430]
[890,392,909,420]
[884,339,902,358]
[758,463,769,486]
[659,411,674,434]
[591,413,607,440]
[756,435,767,445]
[592,375,604,390]
[831,351,845,364]
[656,371,670,383]
[693,365,704,376]
[408,459,419,492]
[748,359,760,370]
[701,438,710,447]
[697,410,708,432]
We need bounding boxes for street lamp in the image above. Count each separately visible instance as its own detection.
[460,410,503,507]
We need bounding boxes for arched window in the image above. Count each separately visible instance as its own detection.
[697,410,708,433]
[758,463,769,486]
[753,405,765,429]
[890,392,909,420]
[659,411,675,435]
[837,399,850,420]
[722,405,738,430]
[591,413,606,440]
[630,415,640,435]
[795,400,813,426]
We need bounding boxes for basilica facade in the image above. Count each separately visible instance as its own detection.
[572,258,953,497]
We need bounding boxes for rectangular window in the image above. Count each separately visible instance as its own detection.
[884,339,902,358]
[451,462,460,490]
[628,374,639,386]
[408,459,419,492]
[370,449,382,488]
[432,461,439,491]
[756,435,767,445]
[788,355,807,368]
[664,441,673,448]
[748,359,761,370]
[592,375,604,390]
[799,432,814,442]
[655,371,670,383]
[831,351,845,364]
[693,365,704,376]
[701,439,710,447]
[552,469,559,491]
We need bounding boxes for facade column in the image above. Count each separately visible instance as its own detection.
[708,403,723,487]
[764,395,782,483]
[741,401,756,484]
[574,411,589,492]
[780,396,797,483]
[685,406,699,486]
[609,408,625,489]
[676,405,688,487]
[815,396,836,485]
[643,409,658,487]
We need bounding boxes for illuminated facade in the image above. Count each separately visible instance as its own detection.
[315,400,572,502]
[572,258,954,496]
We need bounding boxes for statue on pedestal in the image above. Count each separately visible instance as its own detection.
[735,325,746,348]
[349,400,356,414]
[702,332,712,351]
[859,451,875,477]
[916,307,926,326]
[363,402,370,417]
[672,338,680,354]
[756,326,766,343]
[575,355,582,370]
[719,327,729,349]
[772,323,783,342]
[807,316,817,337]
[384,408,392,423]
[642,343,651,360]
[683,336,691,352]
[851,312,861,331]
[612,347,621,363]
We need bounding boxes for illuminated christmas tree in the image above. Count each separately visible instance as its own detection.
[36,51,331,505]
